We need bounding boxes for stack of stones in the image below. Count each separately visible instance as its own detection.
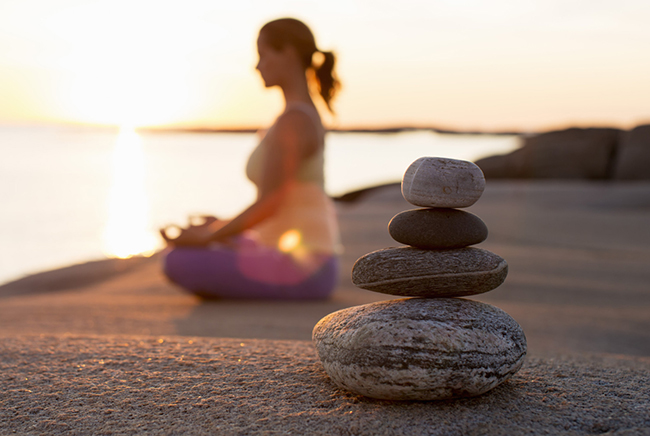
[313,157,527,401]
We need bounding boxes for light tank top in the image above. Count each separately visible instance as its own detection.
[245,102,341,255]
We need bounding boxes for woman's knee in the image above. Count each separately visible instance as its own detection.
[162,248,205,286]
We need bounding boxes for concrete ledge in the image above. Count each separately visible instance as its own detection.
[2,335,649,435]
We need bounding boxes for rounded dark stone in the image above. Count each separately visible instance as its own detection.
[388,208,488,249]
[312,297,527,400]
[352,246,508,297]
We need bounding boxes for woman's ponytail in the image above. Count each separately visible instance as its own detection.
[313,50,340,113]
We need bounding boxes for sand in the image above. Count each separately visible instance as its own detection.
[2,335,649,436]
[1,181,650,434]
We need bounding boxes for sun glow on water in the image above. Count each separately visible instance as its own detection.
[102,126,159,259]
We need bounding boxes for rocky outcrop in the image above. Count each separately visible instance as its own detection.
[613,124,650,180]
[476,127,622,180]
[331,183,401,203]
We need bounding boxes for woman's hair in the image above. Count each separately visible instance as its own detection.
[260,18,340,112]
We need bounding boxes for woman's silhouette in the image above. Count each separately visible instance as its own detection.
[160,18,341,299]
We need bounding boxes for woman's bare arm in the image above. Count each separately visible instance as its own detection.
[204,110,319,243]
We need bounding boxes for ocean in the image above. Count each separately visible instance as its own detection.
[0,125,520,284]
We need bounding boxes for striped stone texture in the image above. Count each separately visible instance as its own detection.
[312,297,527,400]
[352,247,507,297]
[401,157,486,208]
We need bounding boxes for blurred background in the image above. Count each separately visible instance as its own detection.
[1,0,649,284]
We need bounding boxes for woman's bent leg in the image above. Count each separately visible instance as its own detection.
[163,247,244,297]
[163,247,339,300]
[272,255,339,300]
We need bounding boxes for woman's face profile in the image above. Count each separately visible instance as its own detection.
[256,33,288,88]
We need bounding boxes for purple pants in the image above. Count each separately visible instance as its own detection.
[162,243,339,300]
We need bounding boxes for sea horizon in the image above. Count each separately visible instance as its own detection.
[5,118,640,136]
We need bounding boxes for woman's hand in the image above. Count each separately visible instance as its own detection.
[188,215,219,229]
[160,225,212,248]
[159,216,235,248]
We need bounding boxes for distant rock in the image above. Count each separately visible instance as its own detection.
[614,124,650,180]
[331,183,400,203]
[476,127,621,179]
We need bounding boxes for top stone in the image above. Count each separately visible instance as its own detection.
[402,157,486,208]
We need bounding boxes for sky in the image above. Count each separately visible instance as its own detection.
[0,0,649,131]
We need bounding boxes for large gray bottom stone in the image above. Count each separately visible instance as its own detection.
[352,247,507,297]
[312,298,527,400]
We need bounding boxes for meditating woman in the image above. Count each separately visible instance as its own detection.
[160,18,341,299]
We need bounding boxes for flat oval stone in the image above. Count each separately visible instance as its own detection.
[313,297,527,400]
[352,247,507,297]
[402,157,486,208]
[388,208,488,249]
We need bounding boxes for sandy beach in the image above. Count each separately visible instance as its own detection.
[2,181,650,434]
